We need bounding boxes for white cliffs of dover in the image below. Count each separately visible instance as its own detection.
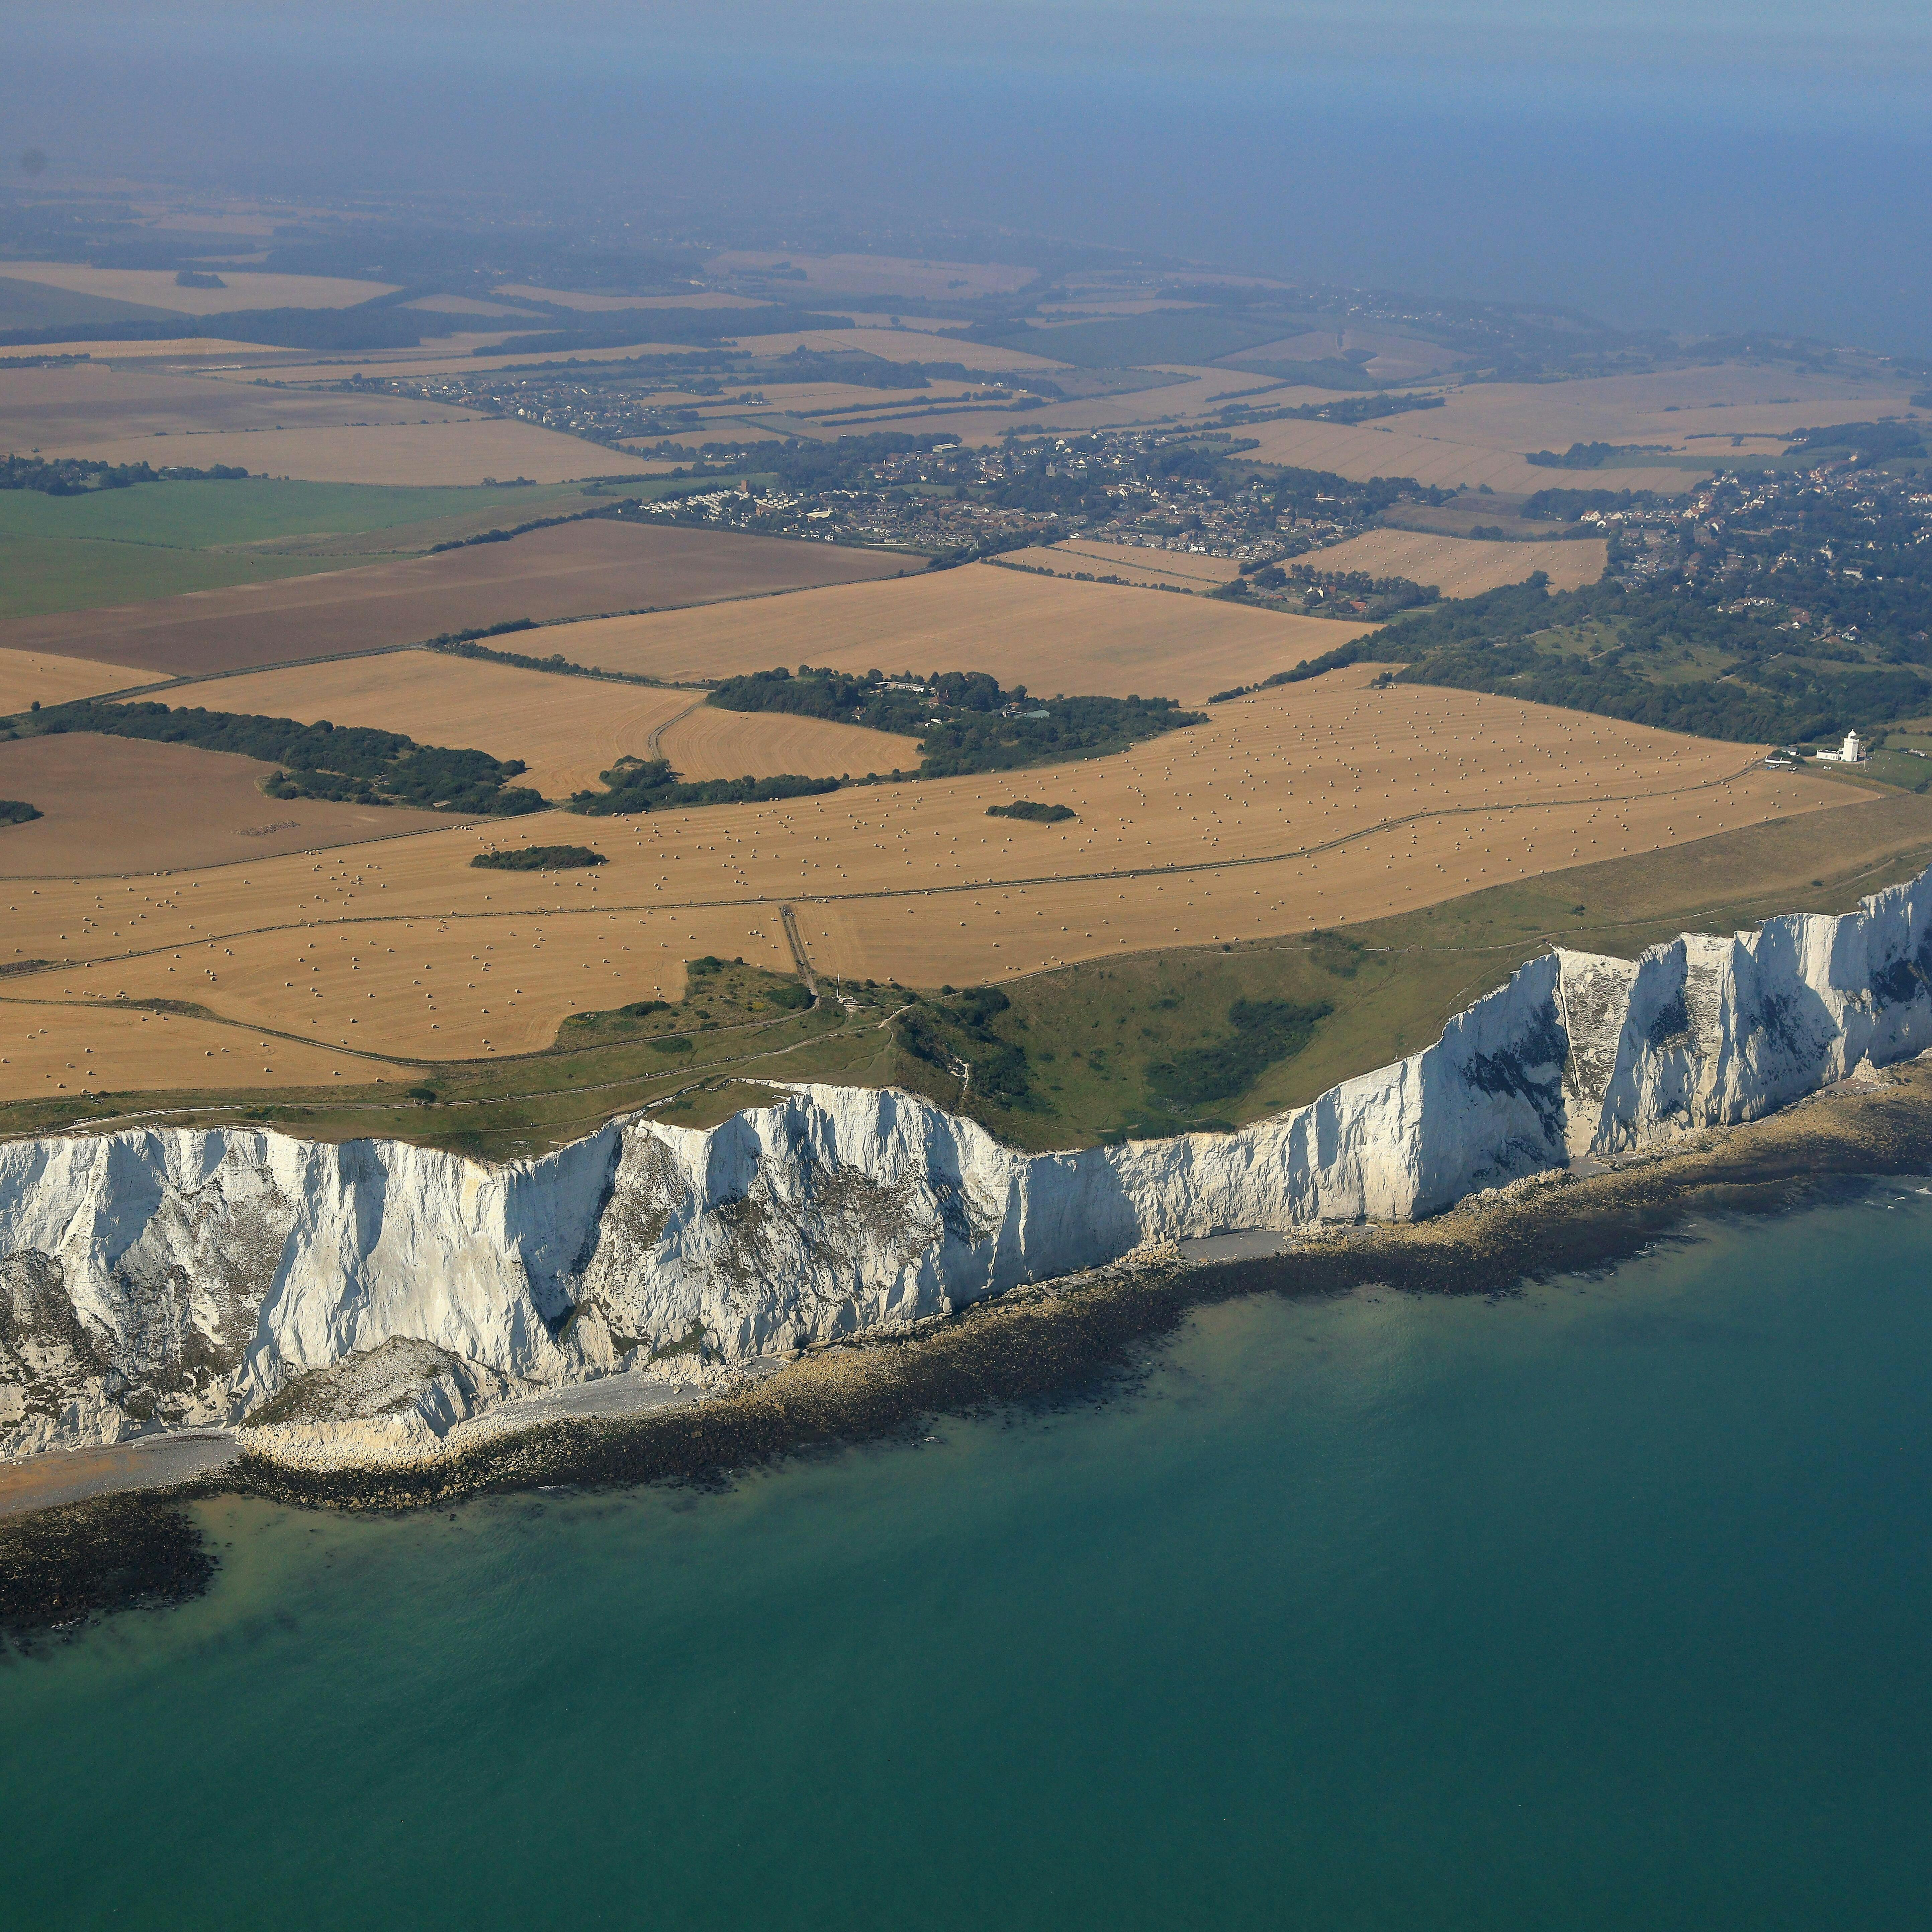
[3,867,1931,1456]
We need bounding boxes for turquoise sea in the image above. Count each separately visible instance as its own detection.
[5,1186,1931,1930]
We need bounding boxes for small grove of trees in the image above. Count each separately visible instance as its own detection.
[1,453,250,494]
[23,700,545,815]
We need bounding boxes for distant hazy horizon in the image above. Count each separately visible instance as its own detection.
[7,3,1931,356]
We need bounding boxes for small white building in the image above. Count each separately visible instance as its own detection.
[1814,731,1867,764]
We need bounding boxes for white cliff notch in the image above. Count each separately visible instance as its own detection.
[5,869,1932,1458]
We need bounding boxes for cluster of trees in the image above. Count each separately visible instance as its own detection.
[26,701,546,815]
[896,985,1032,1107]
[567,757,838,816]
[483,307,856,358]
[1,454,250,494]
[1785,421,1928,463]
[919,694,1199,776]
[708,665,1006,733]
[1525,442,1669,469]
[470,845,606,871]
[1269,573,1932,742]
[1222,557,1437,618]
[1264,392,1446,426]
[986,801,1075,822]
[0,799,41,826]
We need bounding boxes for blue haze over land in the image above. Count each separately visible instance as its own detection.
[7,1,1932,354]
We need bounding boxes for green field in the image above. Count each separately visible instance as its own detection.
[0,479,594,620]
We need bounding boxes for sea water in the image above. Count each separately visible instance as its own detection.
[5,1186,1930,1930]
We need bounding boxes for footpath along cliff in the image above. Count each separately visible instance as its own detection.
[5,869,1932,1457]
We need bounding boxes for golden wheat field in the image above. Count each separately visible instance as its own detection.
[0,647,146,714]
[1420,367,1925,459]
[1025,540,1241,590]
[0,337,291,362]
[1234,415,1698,496]
[167,652,705,801]
[730,327,1070,372]
[653,704,925,782]
[0,666,1856,1097]
[0,734,448,877]
[1300,529,1608,596]
[0,263,400,313]
[52,419,610,487]
[541,565,1366,706]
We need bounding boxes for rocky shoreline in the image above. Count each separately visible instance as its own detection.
[10,1061,1931,1648]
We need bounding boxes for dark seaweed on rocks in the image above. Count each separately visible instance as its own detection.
[0,1491,213,1650]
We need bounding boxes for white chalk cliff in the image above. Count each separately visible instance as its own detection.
[5,868,1931,1456]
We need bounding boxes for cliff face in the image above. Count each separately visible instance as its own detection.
[5,870,1930,1455]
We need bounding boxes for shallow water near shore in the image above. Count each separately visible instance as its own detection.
[6,1186,1932,1930]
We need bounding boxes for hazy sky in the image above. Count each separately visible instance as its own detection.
[9,2,1930,353]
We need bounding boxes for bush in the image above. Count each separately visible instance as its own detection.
[0,798,41,826]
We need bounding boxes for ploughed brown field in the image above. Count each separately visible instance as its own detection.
[0,646,147,714]
[0,733,449,878]
[541,565,1370,706]
[165,652,705,802]
[0,521,916,677]
[0,361,483,453]
[0,667,1855,1097]
[1301,528,1609,596]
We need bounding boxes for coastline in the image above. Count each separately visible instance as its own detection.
[9,1057,1932,1646]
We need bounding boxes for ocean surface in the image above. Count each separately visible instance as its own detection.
[5,1185,1931,1930]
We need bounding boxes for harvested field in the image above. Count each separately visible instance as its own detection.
[0,668,1853,1093]
[34,420,609,488]
[1223,328,1465,382]
[0,361,482,453]
[0,337,287,361]
[1306,529,1608,596]
[0,647,146,713]
[0,521,916,677]
[653,705,924,782]
[543,565,1365,706]
[0,734,449,878]
[729,328,1070,373]
[709,252,1037,299]
[1030,540,1241,590]
[0,998,392,1101]
[1418,367,1924,463]
[1235,415,1698,495]
[182,653,702,801]
[492,286,775,311]
[0,263,398,314]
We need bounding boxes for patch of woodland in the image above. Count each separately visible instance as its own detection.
[9,700,546,815]
[1,453,250,496]
[705,665,1201,778]
[470,844,607,871]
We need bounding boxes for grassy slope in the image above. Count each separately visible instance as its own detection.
[7,790,1931,1159]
